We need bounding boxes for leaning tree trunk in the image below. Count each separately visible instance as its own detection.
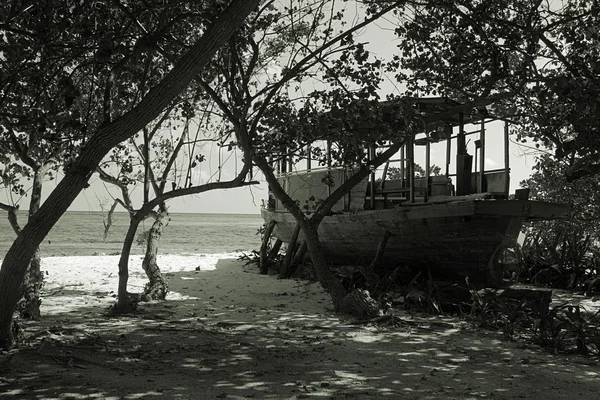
[18,248,43,320]
[141,210,169,301]
[252,154,383,320]
[114,215,143,314]
[0,0,274,349]
[18,168,45,320]
[301,220,380,319]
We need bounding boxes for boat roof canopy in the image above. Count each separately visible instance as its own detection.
[406,97,507,128]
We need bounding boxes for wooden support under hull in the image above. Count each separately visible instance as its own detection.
[259,221,276,275]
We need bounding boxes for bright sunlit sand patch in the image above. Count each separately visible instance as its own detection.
[350,332,383,343]
[31,253,239,314]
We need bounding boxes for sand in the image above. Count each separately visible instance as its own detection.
[38,254,237,314]
[1,255,600,399]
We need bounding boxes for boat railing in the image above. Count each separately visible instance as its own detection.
[366,168,510,208]
[267,163,510,212]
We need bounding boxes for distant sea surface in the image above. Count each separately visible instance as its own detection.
[0,211,264,257]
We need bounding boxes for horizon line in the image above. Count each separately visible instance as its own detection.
[12,209,261,216]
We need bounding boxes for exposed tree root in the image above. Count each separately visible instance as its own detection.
[340,289,381,320]
[348,313,410,329]
[111,292,140,314]
[17,260,44,320]
[141,280,169,302]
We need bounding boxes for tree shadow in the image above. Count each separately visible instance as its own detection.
[2,262,600,399]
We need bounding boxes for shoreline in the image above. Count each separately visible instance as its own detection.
[0,209,262,216]
[0,247,257,258]
[0,212,264,259]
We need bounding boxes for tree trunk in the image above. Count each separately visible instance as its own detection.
[299,221,348,309]
[103,199,119,242]
[0,205,21,235]
[251,153,386,318]
[114,215,144,314]
[141,210,169,301]
[301,221,380,319]
[18,249,43,320]
[0,0,259,349]
[18,167,44,320]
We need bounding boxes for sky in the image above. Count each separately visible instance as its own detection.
[0,2,546,215]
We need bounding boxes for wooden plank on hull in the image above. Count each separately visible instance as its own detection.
[404,202,476,220]
[261,197,556,284]
[474,200,528,216]
[474,199,570,219]
[526,201,570,220]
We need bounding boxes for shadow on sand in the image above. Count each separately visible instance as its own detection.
[1,260,599,399]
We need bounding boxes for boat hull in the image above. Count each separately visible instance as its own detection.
[261,199,569,285]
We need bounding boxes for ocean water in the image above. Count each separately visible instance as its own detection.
[0,211,264,257]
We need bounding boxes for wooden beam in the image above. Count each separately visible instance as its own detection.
[327,140,332,197]
[268,239,282,260]
[504,121,510,197]
[479,118,486,193]
[445,128,451,178]
[259,221,276,275]
[369,146,376,210]
[279,224,301,279]
[381,160,390,209]
[285,241,308,278]
[425,132,430,202]
[278,241,308,280]
[456,112,470,196]
[408,137,415,202]
[457,112,466,155]
[400,146,405,187]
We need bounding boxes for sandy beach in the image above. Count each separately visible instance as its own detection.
[38,253,240,314]
[1,255,600,399]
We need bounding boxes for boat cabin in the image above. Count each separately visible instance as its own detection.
[267,97,516,213]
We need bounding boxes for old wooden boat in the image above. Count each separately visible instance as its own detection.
[261,98,569,286]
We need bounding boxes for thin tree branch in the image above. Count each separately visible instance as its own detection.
[0,202,21,235]
[250,1,404,136]
[96,167,136,214]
